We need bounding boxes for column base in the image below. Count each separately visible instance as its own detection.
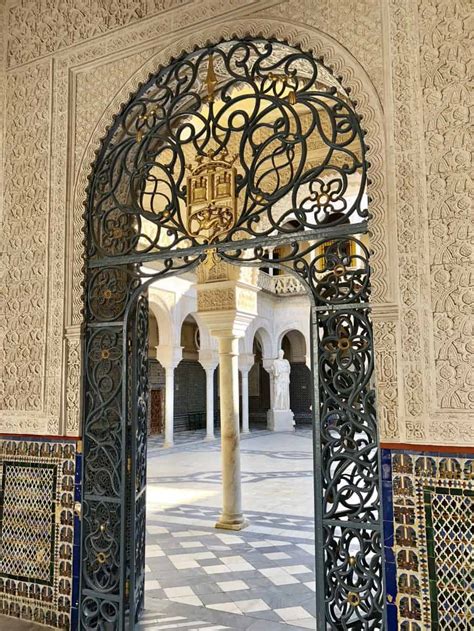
[215,515,249,531]
[204,434,215,442]
[267,410,295,432]
[163,440,174,448]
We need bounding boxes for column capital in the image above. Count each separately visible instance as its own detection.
[239,353,255,374]
[198,310,256,340]
[262,357,276,373]
[198,349,219,372]
[156,344,183,370]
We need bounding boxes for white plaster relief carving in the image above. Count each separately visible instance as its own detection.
[0,61,51,415]
[388,0,433,441]
[373,320,401,441]
[418,0,474,413]
[65,335,81,435]
[267,0,385,106]
[6,0,189,68]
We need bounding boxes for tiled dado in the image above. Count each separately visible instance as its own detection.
[0,436,81,630]
[382,446,474,630]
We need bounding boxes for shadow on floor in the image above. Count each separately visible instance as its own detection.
[0,615,52,631]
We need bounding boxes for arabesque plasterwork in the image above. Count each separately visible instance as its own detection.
[0,0,472,445]
[417,0,473,413]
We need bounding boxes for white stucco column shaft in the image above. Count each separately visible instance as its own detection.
[241,369,250,434]
[216,335,247,530]
[205,367,215,441]
[156,344,183,449]
[164,366,175,447]
[238,354,254,435]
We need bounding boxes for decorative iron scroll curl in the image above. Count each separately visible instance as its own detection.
[87,38,368,260]
[219,235,383,626]
[218,235,371,306]
[127,293,149,624]
[80,255,202,630]
[81,35,382,631]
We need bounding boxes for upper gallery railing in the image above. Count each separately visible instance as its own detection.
[257,271,306,295]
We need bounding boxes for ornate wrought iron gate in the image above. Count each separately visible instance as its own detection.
[80,38,385,629]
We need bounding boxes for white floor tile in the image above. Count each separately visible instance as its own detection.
[215,534,244,545]
[207,602,242,615]
[259,568,299,586]
[275,606,312,622]
[204,564,229,574]
[234,598,270,613]
[147,548,165,558]
[168,594,203,607]
[164,586,195,598]
[146,525,169,534]
[179,541,204,548]
[281,565,312,575]
[217,580,249,592]
[264,552,291,560]
[290,617,317,629]
[171,560,200,569]
[220,556,254,571]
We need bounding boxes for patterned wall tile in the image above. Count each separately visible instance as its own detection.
[382,448,474,630]
[0,438,79,630]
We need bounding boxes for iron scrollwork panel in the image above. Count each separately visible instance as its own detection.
[317,306,383,628]
[127,293,149,624]
[220,234,384,628]
[87,39,368,260]
[81,35,383,631]
[80,257,202,630]
[81,322,126,629]
[80,262,141,630]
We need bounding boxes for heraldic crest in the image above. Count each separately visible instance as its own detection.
[186,149,238,244]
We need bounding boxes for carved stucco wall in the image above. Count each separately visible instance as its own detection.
[0,0,472,445]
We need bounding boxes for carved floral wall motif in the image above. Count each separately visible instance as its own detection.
[0,0,472,445]
[1,62,51,413]
[418,0,473,413]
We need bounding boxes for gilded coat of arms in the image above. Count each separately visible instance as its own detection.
[186,150,238,243]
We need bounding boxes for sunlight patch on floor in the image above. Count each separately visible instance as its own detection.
[147,484,219,509]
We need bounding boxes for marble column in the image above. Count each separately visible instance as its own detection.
[196,262,259,530]
[204,367,216,440]
[239,353,254,435]
[215,334,246,529]
[199,350,218,442]
[156,344,183,448]
[241,369,250,435]
[164,366,175,447]
[197,315,255,531]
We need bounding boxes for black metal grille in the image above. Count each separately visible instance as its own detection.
[80,37,385,630]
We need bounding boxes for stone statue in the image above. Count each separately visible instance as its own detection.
[271,349,291,410]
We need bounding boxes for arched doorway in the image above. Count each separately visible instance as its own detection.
[248,332,271,427]
[80,38,383,629]
[281,330,312,426]
[174,315,206,432]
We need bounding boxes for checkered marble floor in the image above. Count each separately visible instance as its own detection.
[143,429,316,630]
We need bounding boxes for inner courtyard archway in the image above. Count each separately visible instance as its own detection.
[80,37,384,630]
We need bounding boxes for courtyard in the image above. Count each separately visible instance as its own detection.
[141,429,316,630]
